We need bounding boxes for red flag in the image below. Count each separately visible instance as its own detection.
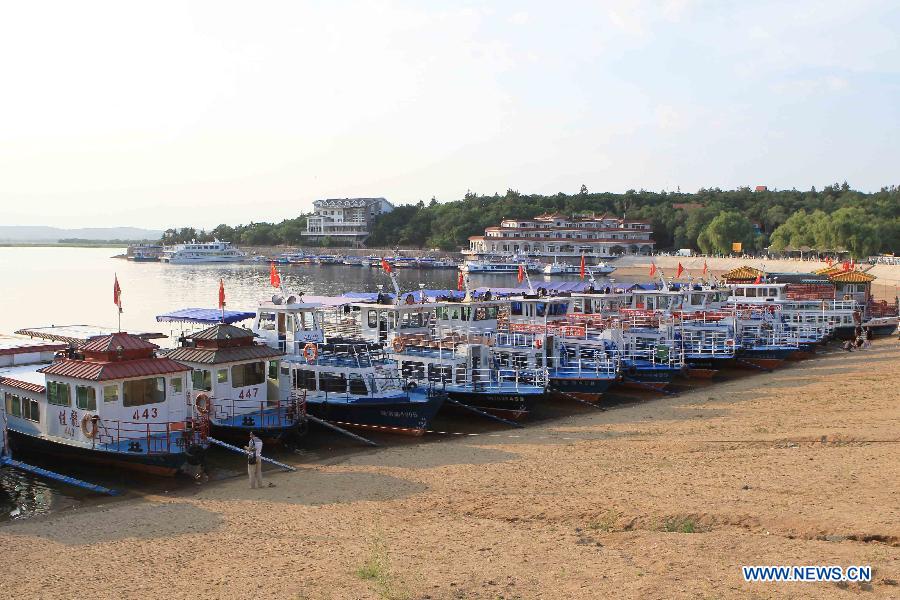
[754,273,762,284]
[841,260,850,272]
[825,256,833,267]
[849,258,855,271]
[269,262,281,288]
[381,258,392,274]
[702,261,708,276]
[218,279,226,309]
[457,271,464,291]
[113,275,122,311]
[579,254,586,280]
[517,264,524,283]
[649,263,657,277]
[676,262,684,278]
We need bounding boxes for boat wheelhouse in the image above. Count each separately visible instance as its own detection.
[166,324,306,446]
[160,241,247,264]
[0,333,206,476]
[253,294,446,436]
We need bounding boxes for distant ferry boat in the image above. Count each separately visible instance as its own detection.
[542,261,616,276]
[460,256,541,274]
[127,243,162,262]
[160,241,247,264]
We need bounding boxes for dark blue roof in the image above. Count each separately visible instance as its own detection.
[156,308,256,325]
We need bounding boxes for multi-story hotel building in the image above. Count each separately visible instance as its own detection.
[466,213,654,258]
[303,197,394,244]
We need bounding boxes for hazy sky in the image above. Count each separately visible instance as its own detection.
[1,0,898,230]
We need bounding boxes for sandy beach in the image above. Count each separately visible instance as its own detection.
[0,339,898,599]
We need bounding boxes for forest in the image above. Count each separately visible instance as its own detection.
[160,183,899,258]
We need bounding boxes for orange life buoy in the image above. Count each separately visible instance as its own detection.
[303,342,318,363]
[391,336,405,352]
[81,414,99,438]
[195,393,211,415]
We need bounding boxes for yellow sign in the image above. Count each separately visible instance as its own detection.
[732,242,743,253]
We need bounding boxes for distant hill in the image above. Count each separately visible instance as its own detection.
[0,226,162,242]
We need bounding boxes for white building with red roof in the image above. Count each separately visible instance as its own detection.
[465,213,655,259]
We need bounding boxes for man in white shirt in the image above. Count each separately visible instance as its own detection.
[246,432,264,489]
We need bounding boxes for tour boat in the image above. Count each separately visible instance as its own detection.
[166,323,307,447]
[460,257,541,274]
[542,261,616,276]
[0,333,208,476]
[160,241,247,264]
[251,294,445,435]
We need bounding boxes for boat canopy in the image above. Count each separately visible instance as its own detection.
[155,308,256,325]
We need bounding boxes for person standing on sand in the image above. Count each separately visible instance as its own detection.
[246,432,263,489]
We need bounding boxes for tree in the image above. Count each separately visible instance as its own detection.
[700,211,755,254]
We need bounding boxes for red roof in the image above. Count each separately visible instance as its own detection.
[39,357,190,381]
[0,377,46,394]
[0,342,66,357]
[81,332,159,352]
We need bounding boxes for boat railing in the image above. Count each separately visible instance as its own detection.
[507,321,588,339]
[93,416,208,455]
[867,299,899,319]
[211,392,306,429]
[451,366,547,390]
[677,329,736,356]
[622,341,685,368]
[551,357,618,378]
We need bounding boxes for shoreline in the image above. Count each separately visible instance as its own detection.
[1,339,897,598]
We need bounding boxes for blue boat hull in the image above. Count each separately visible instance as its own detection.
[548,375,616,402]
[307,391,446,436]
[7,429,191,476]
[445,389,543,421]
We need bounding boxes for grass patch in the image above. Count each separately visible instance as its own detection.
[588,510,621,532]
[354,536,408,600]
[662,516,701,533]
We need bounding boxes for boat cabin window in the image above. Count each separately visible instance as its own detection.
[367,310,377,328]
[400,312,425,329]
[268,361,279,380]
[232,362,265,387]
[75,385,97,411]
[170,377,183,393]
[292,369,316,391]
[103,384,119,403]
[319,372,346,393]
[123,377,166,407]
[258,311,276,331]
[192,369,212,392]
[47,381,71,406]
[348,373,368,395]
[217,369,229,384]
[733,288,745,296]
[510,302,523,316]
[5,393,21,417]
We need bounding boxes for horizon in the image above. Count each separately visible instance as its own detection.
[1,1,898,230]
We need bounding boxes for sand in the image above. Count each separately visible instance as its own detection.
[1,340,898,599]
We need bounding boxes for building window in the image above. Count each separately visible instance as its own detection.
[232,362,265,388]
[76,385,97,410]
[103,385,119,403]
[22,397,39,422]
[192,369,212,392]
[5,392,21,417]
[123,377,166,407]
[47,381,71,406]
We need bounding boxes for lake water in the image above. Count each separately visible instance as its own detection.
[0,246,599,520]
